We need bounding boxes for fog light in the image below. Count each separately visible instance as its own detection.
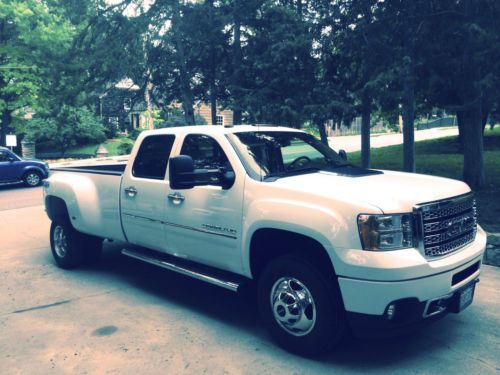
[386,304,397,320]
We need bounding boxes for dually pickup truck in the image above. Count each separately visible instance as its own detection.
[44,125,486,355]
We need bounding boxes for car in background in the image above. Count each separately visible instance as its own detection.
[0,146,49,187]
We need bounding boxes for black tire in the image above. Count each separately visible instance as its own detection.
[23,170,42,187]
[50,219,103,269]
[82,235,103,265]
[258,255,345,356]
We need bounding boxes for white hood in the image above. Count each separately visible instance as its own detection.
[271,169,471,213]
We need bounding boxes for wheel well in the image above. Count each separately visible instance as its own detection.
[45,196,69,222]
[24,168,41,177]
[249,228,336,280]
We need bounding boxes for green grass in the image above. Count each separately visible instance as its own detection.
[347,127,500,233]
[67,137,133,157]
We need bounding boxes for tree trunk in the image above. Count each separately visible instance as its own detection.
[1,109,12,147]
[172,4,195,125]
[361,92,371,169]
[144,77,154,130]
[402,77,415,172]
[456,111,465,152]
[210,80,217,125]
[461,103,485,189]
[232,15,242,125]
[316,120,328,146]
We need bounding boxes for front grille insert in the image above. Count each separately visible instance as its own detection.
[414,194,477,258]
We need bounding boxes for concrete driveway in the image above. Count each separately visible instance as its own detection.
[0,185,498,374]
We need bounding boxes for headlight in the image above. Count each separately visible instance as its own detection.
[357,214,414,251]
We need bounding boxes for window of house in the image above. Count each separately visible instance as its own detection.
[108,117,120,130]
[216,115,224,126]
[132,135,175,180]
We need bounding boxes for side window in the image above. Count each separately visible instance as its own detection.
[180,134,232,171]
[132,135,175,180]
[0,151,8,162]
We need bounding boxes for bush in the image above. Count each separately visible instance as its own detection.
[117,141,133,155]
[127,128,143,141]
[26,106,106,155]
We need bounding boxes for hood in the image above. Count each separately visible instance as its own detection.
[270,169,470,213]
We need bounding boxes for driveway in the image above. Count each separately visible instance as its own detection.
[0,186,498,374]
[328,127,459,152]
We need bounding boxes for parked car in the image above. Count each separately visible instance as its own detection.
[43,125,485,355]
[0,146,49,186]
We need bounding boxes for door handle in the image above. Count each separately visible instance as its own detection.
[168,192,185,205]
[124,186,138,197]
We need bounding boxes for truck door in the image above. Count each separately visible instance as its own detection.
[121,134,175,252]
[164,134,244,273]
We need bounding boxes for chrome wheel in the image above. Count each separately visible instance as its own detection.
[25,172,40,186]
[270,277,316,336]
[53,225,68,258]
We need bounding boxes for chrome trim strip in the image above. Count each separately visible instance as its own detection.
[122,213,237,239]
[121,248,240,292]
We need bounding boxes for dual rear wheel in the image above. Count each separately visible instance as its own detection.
[50,219,103,269]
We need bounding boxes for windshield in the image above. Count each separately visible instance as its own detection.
[227,131,350,181]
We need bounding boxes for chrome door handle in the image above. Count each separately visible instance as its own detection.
[124,186,138,197]
[168,192,185,205]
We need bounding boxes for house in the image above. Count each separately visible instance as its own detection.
[97,80,148,133]
[195,103,234,126]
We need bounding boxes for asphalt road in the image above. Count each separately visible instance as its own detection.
[328,127,459,152]
[0,186,499,374]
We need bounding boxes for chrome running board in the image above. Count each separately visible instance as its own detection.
[122,248,241,292]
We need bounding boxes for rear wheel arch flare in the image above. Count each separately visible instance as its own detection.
[45,196,70,222]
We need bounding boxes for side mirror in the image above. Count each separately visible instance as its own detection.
[220,170,235,190]
[7,156,16,162]
[169,155,209,190]
[339,149,347,161]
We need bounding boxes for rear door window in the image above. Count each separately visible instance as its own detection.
[132,135,175,180]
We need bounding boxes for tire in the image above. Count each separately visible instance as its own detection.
[82,235,103,265]
[258,255,345,356]
[50,219,103,269]
[24,170,42,187]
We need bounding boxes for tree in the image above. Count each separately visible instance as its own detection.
[425,0,500,189]
[0,0,73,146]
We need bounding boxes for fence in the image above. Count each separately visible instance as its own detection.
[326,117,387,137]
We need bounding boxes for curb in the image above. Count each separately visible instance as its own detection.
[484,232,500,267]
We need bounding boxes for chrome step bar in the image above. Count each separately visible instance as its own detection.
[121,248,240,292]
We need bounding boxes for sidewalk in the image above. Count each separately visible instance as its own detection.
[328,127,459,152]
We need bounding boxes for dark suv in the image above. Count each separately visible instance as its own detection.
[0,147,49,187]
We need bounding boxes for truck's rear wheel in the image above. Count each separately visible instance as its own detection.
[258,255,345,356]
[50,220,103,269]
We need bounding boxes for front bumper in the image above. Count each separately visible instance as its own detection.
[338,253,483,337]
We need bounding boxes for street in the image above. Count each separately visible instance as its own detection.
[328,127,459,152]
[0,186,499,374]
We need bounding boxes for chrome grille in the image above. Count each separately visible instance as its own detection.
[414,194,477,258]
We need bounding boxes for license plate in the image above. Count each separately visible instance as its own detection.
[458,283,475,311]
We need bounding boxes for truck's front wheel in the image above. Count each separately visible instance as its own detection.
[258,255,345,356]
[50,220,103,269]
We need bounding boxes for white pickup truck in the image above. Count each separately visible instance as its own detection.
[44,125,486,355]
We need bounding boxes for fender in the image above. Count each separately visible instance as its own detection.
[21,165,47,179]
[44,172,126,241]
[241,198,351,278]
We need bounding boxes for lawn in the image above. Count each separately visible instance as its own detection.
[67,137,133,156]
[347,127,500,233]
